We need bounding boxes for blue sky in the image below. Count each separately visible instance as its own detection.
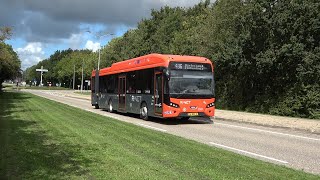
[1,0,202,70]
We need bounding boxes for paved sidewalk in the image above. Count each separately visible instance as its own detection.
[53,90,320,134]
[215,109,320,134]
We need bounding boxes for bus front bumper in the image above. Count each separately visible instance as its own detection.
[162,104,215,118]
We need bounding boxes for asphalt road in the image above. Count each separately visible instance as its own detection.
[24,90,320,175]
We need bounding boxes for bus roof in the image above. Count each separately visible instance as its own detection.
[92,53,213,77]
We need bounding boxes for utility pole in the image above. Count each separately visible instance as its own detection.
[98,48,101,70]
[81,59,84,93]
[97,33,114,69]
[73,64,75,89]
[85,31,114,70]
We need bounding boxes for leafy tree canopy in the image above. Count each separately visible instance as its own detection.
[0,27,21,90]
[24,0,320,118]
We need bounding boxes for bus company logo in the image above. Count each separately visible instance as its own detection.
[164,110,173,115]
[131,96,141,102]
[183,107,187,112]
[180,101,191,105]
[190,106,197,110]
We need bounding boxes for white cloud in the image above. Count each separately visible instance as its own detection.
[68,33,83,50]
[16,42,45,70]
[4,0,204,70]
[85,40,100,52]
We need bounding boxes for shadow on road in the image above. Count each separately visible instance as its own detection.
[104,110,213,125]
[0,92,93,179]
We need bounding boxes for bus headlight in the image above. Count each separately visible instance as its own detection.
[169,102,179,108]
[206,102,215,108]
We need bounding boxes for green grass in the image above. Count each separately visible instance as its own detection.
[74,91,91,95]
[10,86,70,90]
[0,92,318,179]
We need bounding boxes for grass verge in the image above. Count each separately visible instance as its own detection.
[0,92,318,179]
[15,86,70,90]
[74,91,91,95]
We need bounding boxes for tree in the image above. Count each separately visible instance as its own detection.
[0,26,21,91]
[0,42,21,90]
[0,27,12,42]
[55,50,97,88]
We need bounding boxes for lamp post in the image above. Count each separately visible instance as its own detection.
[86,31,114,70]
[77,31,114,93]
[98,48,101,70]
[73,64,75,89]
[81,58,84,93]
[97,33,114,70]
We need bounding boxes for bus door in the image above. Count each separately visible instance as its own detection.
[118,76,126,111]
[154,72,163,115]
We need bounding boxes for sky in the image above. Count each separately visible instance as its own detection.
[1,0,203,70]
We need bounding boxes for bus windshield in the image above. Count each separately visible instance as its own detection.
[169,70,214,96]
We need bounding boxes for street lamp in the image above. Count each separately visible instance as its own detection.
[81,58,84,93]
[73,64,75,89]
[97,33,114,70]
[77,31,114,93]
[86,30,114,70]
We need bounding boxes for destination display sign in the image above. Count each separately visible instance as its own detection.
[169,62,211,72]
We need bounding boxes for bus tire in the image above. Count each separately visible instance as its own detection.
[140,102,148,120]
[108,99,114,113]
[94,104,99,109]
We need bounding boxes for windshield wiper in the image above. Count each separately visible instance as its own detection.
[174,89,192,99]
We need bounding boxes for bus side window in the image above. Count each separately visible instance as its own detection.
[99,76,103,92]
[99,75,108,93]
[127,72,136,93]
[92,77,95,93]
[136,69,153,94]
[114,74,118,93]
[106,75,111,93]
[107,74,116,94]
[104,76,107,93]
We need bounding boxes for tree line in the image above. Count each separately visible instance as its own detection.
[25,49,97,88]
[0,27,21,91]
[24,0,320,119]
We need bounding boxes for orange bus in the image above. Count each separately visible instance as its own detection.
[91,53,215,120]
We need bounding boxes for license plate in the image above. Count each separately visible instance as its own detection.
[187,113,198,116]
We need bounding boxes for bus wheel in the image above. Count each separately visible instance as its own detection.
[108,100,114,113]
[140,102,148,120]
[94,104,99,109]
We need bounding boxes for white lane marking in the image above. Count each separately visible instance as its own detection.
[209,142,288,164]
[215,122,320,142]
[137,123,167,132]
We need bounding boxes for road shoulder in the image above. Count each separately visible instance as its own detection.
[215,109,320,134]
